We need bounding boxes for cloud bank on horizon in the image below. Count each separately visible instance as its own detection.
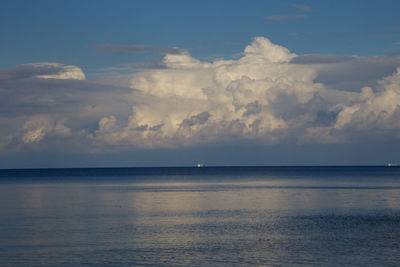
[1,37,400,151]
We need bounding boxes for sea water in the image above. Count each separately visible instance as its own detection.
[0,166,400,266]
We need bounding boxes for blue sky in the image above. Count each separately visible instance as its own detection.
[2,0,399,69]
[1,0,400,168]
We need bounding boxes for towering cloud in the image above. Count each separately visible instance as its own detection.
[94,37,400,147]
[1,38,400,151]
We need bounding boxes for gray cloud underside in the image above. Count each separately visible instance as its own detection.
[0,64,63,80]
[1,37,400,151]
[292,55,400,91]
[0,63,133,149]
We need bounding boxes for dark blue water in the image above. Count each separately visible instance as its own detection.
[1,166,400,266]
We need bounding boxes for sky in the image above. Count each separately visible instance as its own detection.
[1,0,400,168]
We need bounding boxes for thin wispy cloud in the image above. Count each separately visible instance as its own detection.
[264,14,307,21]
[91,44,185,54]
[265,3,311,22]
[292,4,312,12]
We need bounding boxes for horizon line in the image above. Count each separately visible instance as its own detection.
[0,164,397,171]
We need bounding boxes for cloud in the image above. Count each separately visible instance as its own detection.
[333,69,400,132]
[292,4,312,12]
[181,112,211,127]
[0,63,132,149]
[264,14,306,21]
[291,55,355,64]
[1,37,400,151]
[21,115,71,144]
[244,101,262,117]
[93,37,400,147]
[292,55,400,91]
[0,63,85,80]
[92,43,185,54]
[265,4,311,22]
[31,63,85,80]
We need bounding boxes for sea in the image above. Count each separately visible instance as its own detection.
[1,166,400,266]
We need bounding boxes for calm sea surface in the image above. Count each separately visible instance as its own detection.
[1,166,400,266]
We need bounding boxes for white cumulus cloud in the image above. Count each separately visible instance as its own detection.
[31,63,86,80]
[21,115,72,144]
[2,37,400,151]
[93,37,400,147]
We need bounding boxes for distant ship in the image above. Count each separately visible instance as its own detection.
[387,163,398,167]
[196,163,205,167]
